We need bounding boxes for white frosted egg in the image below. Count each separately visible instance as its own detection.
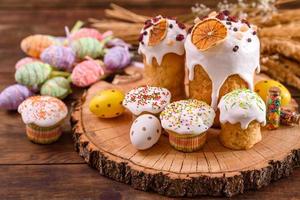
[129,114,161,150]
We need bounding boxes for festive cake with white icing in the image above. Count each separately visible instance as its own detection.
[160,99,215,152]
[122,86,171,117]
[218,89,266,150]
[185,11,260,126]
[138,16,187,101]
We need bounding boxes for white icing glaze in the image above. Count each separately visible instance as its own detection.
[218,89,266,129]
[18,96,68,127]
[185,16,260,109]
[138,16,187,65]
[122,86,171,116]
[130,114,161,150]
[160,99,215,135]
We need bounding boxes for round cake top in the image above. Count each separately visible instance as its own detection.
[18,96,68,127]
[218,89,266,129]
[138,15,187,65]
[160,99,215,135]
[185,11,260,109]
[123,86,171,116]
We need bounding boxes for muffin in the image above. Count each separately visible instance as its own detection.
[160,99,215,152]
[18,96,68,144]
[218,89,266,150]
[123,86,171,119]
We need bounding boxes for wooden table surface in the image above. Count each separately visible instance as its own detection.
[1,1,300,199]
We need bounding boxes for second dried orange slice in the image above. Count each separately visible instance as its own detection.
[148,19,167,46]
[191,18,227,51]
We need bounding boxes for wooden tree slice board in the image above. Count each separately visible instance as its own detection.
[71,68,300,197]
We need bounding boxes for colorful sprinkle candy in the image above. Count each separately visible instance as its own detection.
[266,87,281,130]
[41,45,75,72]
[21,34,56,58]
[40,77,72,99]
[280,108,300,126]
[15,62,52,88]
[0,84,33,110]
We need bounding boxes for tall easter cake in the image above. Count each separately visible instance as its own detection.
[185,11,260,125]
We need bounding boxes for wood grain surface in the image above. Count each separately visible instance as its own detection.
[0,0,300,199]
[71,72,300,197]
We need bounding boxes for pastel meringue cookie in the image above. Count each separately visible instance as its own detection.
[15,57,38,70]
[122,86,171,116]
[160,99,215,135]
[18,96,68,127]
[130,114,162,150]
[71,59,104,87]
[218,89,266,129]
[185,12,260,109]
[138,15,187,65]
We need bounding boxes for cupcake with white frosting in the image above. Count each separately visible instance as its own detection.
[138,16,187,101]
[18,96,68,144]
[123,86,171,119]
[185,11,260,126]
[160,99,215,152]
[218,89,266,150]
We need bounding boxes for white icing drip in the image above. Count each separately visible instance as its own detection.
[138,17,187,65]
[18,96,68,127]
[185,18,260,109]
[218,89,266,129]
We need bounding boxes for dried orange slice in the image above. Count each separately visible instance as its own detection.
[148,19,167,46]
[191,18,227,51]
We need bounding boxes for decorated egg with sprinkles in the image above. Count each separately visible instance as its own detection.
[130,114,161,150]
[255,80,291,106]
[89,89,125,118]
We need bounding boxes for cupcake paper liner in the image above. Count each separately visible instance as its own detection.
[26,124,62,144]
[168,131,207,152]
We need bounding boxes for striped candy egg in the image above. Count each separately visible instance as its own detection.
[40,77,72,99]
[41,45,75,72]
[15,62,52,88]
[70,28,102,41]
[71,37,104,59]
[21,34,55,58]
[71,60,104,87]
[15,57,38,70]
[0,84,33,110]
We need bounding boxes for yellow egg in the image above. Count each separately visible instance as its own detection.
[255,80,291,106]
[89,89,125,118]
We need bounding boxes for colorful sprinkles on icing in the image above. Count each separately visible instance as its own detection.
[18,96,68,127]
[160,99,215,135]
[123,86,171,116]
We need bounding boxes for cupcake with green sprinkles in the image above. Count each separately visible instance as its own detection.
[18,96,68,144]
[160,99,215,152]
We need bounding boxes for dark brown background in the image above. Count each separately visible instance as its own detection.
[0,0,300,199]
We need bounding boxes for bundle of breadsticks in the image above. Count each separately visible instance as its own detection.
[90,0,300,90]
